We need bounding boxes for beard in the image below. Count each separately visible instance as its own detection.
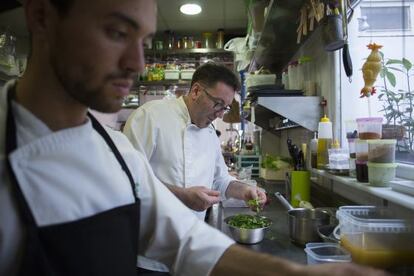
[51,55,137,113]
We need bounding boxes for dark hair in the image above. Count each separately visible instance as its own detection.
[191,62,240,92]
[49,0,74,15]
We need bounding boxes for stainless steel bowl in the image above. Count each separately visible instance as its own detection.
[224,215,272,244]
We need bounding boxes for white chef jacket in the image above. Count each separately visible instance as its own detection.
[0,81,234,276]
[124,96,237,272]
[124,96,236,221]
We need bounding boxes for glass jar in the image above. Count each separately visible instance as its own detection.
[216,29,225,49]
[202,32,213,48]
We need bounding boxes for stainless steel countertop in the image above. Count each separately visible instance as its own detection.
[208,180,307,264]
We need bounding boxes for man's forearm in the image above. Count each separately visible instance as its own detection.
[211,245,301,276]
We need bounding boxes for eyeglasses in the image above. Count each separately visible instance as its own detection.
[202,88,232,114]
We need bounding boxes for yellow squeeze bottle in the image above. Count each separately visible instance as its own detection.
[317,115,332,169]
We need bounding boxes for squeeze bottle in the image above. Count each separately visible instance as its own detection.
[310,132,318,169]
[317,115,332,169]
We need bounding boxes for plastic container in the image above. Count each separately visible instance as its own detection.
[355,139,368,162]
[367,139,396,163]
[245,74,276,88]
[356,117,383,139]
[180,69,195,80]
[349,158,356,178]
[304,243,352,265]
[355,160,368,183]
[367,162,397,187]
[345,120,358,139]
[348,138,356,158]
[336,206,414,268]
[317,115,333,170]
[164,70,180,80]
[328,148,349,170]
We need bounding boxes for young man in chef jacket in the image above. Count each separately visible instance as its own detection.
[0,0,387,276]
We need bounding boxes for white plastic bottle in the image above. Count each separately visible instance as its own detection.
[317,115,333,169]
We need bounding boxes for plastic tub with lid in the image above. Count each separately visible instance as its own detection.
[304,243,351,265]
[336,206,414,268]
[355,139,368,162]
[367,139,396,163]
[367,162,397,187]
[356,117,383,139]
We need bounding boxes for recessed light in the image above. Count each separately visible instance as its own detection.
[180,3,202,15]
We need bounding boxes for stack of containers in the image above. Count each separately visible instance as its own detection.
[345,120,358,178]
[367,139,397,186]
[337,206,414,268]
[355,117,383,183]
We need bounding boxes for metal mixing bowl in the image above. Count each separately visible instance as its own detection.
[224,215,272,244]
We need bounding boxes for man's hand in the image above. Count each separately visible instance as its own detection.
[242,186,267,212]
[166,185,221,211]
[226,181,267,211]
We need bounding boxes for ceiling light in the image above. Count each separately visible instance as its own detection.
[180,3,202,15]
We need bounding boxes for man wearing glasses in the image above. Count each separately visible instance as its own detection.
[124,62,266,273]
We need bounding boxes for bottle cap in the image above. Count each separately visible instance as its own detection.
[320,115,330,123]
[332,139,340,149]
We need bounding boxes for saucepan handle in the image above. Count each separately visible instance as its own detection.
[274,192,294,211]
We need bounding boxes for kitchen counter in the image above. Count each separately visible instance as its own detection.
[207,180,307,264]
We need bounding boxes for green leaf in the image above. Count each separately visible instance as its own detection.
[402,58,412,71]
[386,71,396,87]
[387,67,404,73]
[387,59,403,65]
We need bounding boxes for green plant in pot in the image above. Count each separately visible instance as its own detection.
[378,53,413,153]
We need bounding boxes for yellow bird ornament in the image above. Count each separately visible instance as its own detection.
[360,43,383,98]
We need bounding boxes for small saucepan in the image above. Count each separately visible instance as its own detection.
[274,192,331,246]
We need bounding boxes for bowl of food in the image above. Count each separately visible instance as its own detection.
[224,214,272,244]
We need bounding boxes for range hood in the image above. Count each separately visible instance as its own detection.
[248,96,321,132]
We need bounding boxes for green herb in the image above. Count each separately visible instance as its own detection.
[227,214,271,229]
[247,198,261,213]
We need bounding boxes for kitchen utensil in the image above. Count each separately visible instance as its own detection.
[274,192,331,246]
[342,0,353,81]
[224,215,272,244]
[322,15,345,51]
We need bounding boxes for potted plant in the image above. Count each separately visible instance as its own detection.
[378,53,413,153]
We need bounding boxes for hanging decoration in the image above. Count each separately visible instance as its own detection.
[360,43,383,98]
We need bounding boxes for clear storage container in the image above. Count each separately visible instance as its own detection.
[367,139,396,163]
[304,243,352,265]
[367,162,397,187]
[356,117,383,139]
[336,206,414,268]
[355,139,368,162]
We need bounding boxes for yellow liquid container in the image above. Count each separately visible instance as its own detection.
[337,206,414,268]
[317,115,332,169]
[317,138,332,169]
[341,233,414,268]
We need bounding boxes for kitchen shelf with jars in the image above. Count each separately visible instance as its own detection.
[134,31,235,106]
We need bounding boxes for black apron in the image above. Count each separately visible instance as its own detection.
[5,86,140,276]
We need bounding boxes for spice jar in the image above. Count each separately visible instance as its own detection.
[202,32,213,48]
[216,29,225,48]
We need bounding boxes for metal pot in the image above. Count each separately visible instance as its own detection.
[275,192,331,246]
